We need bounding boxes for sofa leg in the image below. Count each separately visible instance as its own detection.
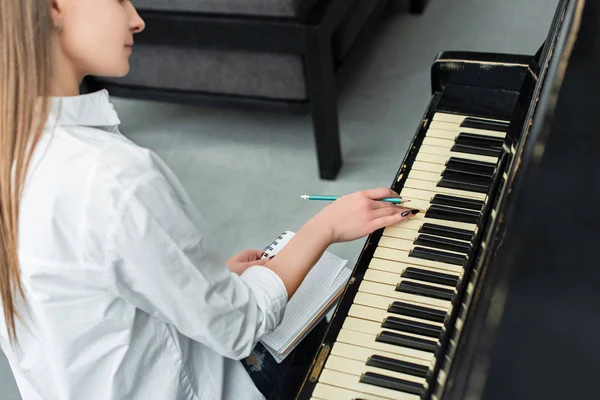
[409,0,428,14]
[305,27,342,181]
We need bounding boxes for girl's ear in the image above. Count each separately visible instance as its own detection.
[49,0,64,30]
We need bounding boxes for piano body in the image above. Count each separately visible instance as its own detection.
[296,0,600,399]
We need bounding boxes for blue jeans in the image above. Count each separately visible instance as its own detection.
[241,319,328,400]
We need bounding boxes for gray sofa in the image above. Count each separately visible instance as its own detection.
[84,0,428,179]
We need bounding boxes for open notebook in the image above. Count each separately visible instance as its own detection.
[258,231,351,363]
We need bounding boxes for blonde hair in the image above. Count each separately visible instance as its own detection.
[0,0,54,345]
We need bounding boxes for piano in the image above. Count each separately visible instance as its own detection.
[296,0,600,399]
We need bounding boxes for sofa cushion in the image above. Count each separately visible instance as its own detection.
[133,0,321,18]
[97,48,307,100]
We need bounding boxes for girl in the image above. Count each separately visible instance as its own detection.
[0,0,417,399]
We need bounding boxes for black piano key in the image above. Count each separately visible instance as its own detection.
[455,132,505,148]
[367,354,429,378]
[442,167,493,185]
[425,204,480,224]
[419,223,474,242]
[430,194,484,211]
[382,316,443,339]
[388,301,447,323]
[451,143,502,158]
[414,234,472,255]
[376,330,438,353]
[460,117,509,132]
[360,372,425,396]
[445,157,496,175]
[410,246,468,266]
[437,177,489,194]
[402,266,460,286]
[397,280,455,301]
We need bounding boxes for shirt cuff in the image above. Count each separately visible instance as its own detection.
[240,266,288,332]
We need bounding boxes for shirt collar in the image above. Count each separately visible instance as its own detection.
[45,89,121,128]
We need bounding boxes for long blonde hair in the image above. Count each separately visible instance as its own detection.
[0,0,54,345]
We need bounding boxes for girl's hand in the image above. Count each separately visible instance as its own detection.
[226,249,268,275]
[312,188,418,244]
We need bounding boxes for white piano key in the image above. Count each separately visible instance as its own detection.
[407,209,479,230]
[352,291,449,316]
[414,151,497,172]
[429,121,507,137]
[398,198,431,211]
[398,205,479,230]
[325,354,427,387]
[399,187,487,210]
[383,226,421,241]
[376,236,413,251]
[373,247,463,274]
[364,269,460,290]
[418,144,499,164]
[330,341,432,369]
[343,317,438,345]
[318,369,421,400]
[391,212,478,233]
[359,280,452,309]
[410,160,445,174]
[422,136,456,148]
[336,328,435,363]
[426,128,505,140]
[432,112,508,125]
[365,257,463,281]
[378,236,469,256]
[403,178,487,200]
[405,169,441,182]
[313,382,391,400]
[348,303,445,329]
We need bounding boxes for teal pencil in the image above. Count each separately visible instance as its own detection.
[300,194,405,204]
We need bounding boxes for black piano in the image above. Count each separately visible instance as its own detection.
[296,0,600,398]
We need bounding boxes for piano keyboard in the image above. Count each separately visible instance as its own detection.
[310,113,509,400]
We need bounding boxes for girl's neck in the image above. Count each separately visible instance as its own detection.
[50,69,83,97]
[50,40,83,97]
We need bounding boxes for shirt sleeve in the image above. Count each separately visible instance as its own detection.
[102,163,288,360]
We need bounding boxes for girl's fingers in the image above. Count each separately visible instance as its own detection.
[370,200,410,211]
[253,249,265,259]
[369,208,419,230]
[249,258,269,267]
[371,206,403,219]
[371,206,418,218]
[364,187,400,200]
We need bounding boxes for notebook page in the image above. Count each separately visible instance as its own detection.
[260,251,348,355]
[261,267,350,363]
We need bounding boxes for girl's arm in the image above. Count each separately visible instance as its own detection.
[100,150,412,360]
[264,187,415,298]
[103,167,287,360]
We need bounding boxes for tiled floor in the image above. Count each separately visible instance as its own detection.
[1,0,558,397]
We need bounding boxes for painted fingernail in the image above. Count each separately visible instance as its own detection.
[411,209,420,214]
[401,210,411,217]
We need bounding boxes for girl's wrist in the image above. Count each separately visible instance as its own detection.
[301,216,335,247]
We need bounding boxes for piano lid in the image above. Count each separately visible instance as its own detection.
[444,0,600,398]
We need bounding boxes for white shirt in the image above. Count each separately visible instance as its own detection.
[0,90,288,399]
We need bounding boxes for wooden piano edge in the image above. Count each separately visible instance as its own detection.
[431,51,534,95]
